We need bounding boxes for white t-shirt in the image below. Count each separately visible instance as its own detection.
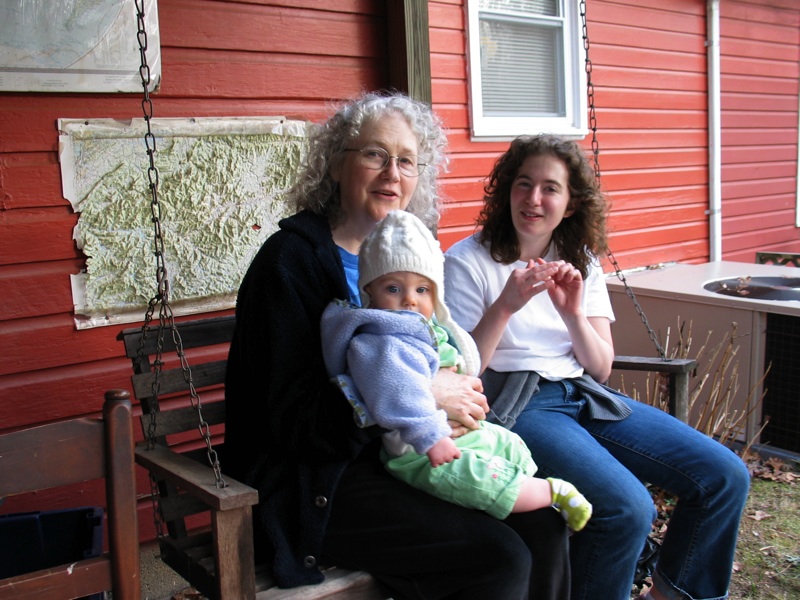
[444,234,615,380]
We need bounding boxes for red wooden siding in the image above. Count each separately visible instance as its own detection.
[719,0,800,260]
[0,0,389,530]
[432,0,715,267]
[431,0,799,268]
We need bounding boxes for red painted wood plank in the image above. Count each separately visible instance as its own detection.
[722,145,798,164]
[0,348,228,430]
[445,131,511,154]
[609,187,709,212]
[722,54,799,79]
[431,79,467,105]
[610,205,708,231]
[595,148,706,171]
[439,226,480,252]
[591,66,706,93]
[600,166,707,192]
[724,112,797,130]
[592,46,705,73]
[158,49,385,99]
[431,53,466,80]
[431,103,469,131]
[723,209,796,234]
[160,0,385,57]
[592,0,704,21]
[722,2,800,29]
[722,161,796,183]
[0,97,339,153]
[0,207,79,266]
[0,260,82,321]
[722,129,799,146]
[0,152,65,210]
[722,228,800,254]
[214,0,381,13]
[721,74,798,95]
[440,179,486,204]
[589,23,705,54]
[722,93,798,112]
[0,358,133,429]
[723,192,797,216]
[439,201,482,229]
[0,314,125,377]
[722,178,797,201]
[595,87,706,111]
[603,240,708,272]
[610,222,708,253]
[597,109,707,130]
[582,130,708,151]
[429,28,465,55]
[428,2,463,30]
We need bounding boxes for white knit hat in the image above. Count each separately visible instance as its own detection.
[358,210,480,376]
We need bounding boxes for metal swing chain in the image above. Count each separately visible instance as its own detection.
[579,0,667,361]
[134,0,227,491]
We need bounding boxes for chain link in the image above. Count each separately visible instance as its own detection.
[579,0,666,360]
[134,0,226,508]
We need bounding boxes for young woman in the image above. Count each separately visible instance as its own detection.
[444,134,750,600]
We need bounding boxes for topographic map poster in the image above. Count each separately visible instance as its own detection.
[0,0,160,93]
[59,117,308,328]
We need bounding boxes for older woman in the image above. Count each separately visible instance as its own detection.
[444,135,750,600]
[224,94,570,600]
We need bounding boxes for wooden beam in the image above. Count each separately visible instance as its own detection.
[387,0,432,104]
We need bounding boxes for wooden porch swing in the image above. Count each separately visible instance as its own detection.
[113,2,696,599]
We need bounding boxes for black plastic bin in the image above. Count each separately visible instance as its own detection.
[0,506,105,599]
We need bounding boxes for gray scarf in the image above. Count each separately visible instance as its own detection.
[481,369,632,429]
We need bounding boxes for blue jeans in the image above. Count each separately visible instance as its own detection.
[508,378,750,600]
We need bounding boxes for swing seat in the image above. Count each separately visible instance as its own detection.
[116,315,385,600]
[115,314,695,600]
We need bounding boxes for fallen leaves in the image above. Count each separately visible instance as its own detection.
[748,509,773,521]
[742,451,799,484]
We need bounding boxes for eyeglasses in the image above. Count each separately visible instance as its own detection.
[344,147,427,177]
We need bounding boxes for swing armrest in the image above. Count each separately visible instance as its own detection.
[612,356,697,374]
[135,443,258,511]
[611,356,697,423]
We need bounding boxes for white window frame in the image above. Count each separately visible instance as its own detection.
[465,0,588,141]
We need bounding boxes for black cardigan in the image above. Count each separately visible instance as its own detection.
[224,210,372,587]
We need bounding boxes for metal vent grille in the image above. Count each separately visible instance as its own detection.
[762,313,800,453]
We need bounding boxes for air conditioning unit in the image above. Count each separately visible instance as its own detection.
[606,261,800,458]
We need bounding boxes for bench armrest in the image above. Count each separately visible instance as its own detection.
[135,443,258,511]
[612,356,697,374]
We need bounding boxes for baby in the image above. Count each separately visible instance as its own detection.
[321,210,591,528]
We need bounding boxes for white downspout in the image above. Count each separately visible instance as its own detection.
[707,0,722,261]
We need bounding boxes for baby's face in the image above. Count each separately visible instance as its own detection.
[365,272,436,320]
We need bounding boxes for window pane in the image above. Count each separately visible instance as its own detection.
[480,18,564,117]
[479,0,558,17]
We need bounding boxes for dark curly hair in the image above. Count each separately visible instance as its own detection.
[477,135,609,278]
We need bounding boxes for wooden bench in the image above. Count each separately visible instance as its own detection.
[0,392,141,600]
[116,315,384,600]
[116,314,696,600]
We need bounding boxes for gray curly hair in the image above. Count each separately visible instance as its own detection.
[288,91,449,230]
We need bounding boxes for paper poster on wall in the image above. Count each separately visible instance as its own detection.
[0,0,161,93]
[59,117,308,329]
